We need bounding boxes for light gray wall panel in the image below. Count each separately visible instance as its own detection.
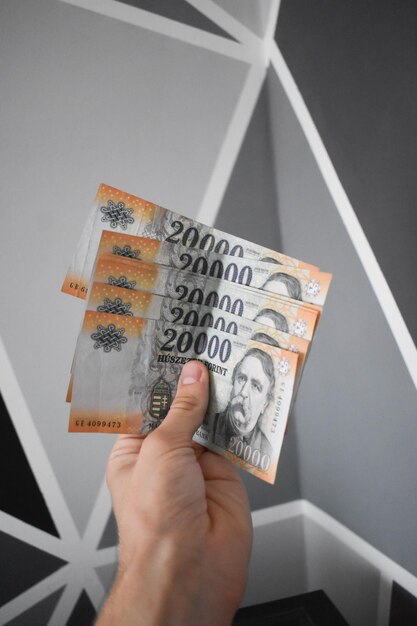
[0,0,247,533]
[267,67,417,575]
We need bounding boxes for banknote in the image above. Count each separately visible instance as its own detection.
[92,230,332,307]
[92,255,320,339]
[69,311,299,483]
[66,282,310,402]
[62,183,318,298]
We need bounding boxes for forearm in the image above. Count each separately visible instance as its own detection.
[97,537,238,626]
[96,537,207,626]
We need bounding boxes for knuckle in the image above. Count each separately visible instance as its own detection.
[170,391,200,414]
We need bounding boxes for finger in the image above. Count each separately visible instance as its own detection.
[107,435,145,492]
[109,435,145,461]
[154,361,209,448]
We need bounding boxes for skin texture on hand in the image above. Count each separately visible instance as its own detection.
[96,361,253,626]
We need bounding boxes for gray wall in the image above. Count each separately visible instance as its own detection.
[277,0,417,343]
[272,2,417,576]
[265,65,417,575]
[1,1,416,624]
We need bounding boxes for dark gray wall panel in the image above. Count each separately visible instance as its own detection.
[0,532,66,605]
[67,591,95,626]
[0,393,58,537]
[277,1,417,343]
[7,588,65,626]
[215,81,301,509]
[389,582,417,626]
[267,66,417,575]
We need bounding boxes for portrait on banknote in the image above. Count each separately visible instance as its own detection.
[254,308,289,333]
[211,346,275,461]
[261,272,302,300]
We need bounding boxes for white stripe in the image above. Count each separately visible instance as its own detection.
[47,578,82,626]
[82,478,112,550]
[196,59,267,226]
[186,0,261,50]
[376,574,392,626]
[304,500,417,599]
[0,564,71,625]
[264,0,282,44]
[0,337,80,544]
[252,499,304,527]
[84,570,107,611]
[57,0,253,63]
[92,547,118,567]
[0,511,70,562]
[270,43,417,390]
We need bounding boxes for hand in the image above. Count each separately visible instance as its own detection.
[97,360,252,626]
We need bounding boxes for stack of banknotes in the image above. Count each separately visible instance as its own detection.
[63,183,332,483]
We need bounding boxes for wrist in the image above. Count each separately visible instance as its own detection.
[99,535,205,626]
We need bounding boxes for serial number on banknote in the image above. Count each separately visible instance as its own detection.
[75,419,122,429]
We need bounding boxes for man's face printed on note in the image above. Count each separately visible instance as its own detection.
[229,354,270,437]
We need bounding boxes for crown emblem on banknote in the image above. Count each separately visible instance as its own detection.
[97,297,133,316]
[112,244,140,259]
[304,279,320,297]
[278,357,290,376]
[292,319,307,337]
[149,378,172,419]
[91,323,128,352]
[100,200,135,230]
[107,275,136,290]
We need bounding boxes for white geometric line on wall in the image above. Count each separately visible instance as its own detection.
[196,58,267,225]
[264,1,282,46]
[194,0,282,226]
[58,0,254,63]
[377,575,393,626]
[0,511,71,562]
[270,42,417,390]
[48,579,84,626]
[82,478,112,551]
[194,6,283,226]
[187,0,261,50]
[84,570,107,611]
[0,337,79,546]
[92,547,118,568]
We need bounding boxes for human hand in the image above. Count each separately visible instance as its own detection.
[97,360,252,626]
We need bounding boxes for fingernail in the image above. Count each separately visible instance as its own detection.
[181,361,203,385]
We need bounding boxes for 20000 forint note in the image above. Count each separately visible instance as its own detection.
[66,282,310,403]
[92,255,320,339]
[88,282,310,359]
[62,183,318,299]
[92,230,332,307]
[93,251,331,308]
[70,311,298,483]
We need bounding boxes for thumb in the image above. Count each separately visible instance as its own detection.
[155,360,209,445]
